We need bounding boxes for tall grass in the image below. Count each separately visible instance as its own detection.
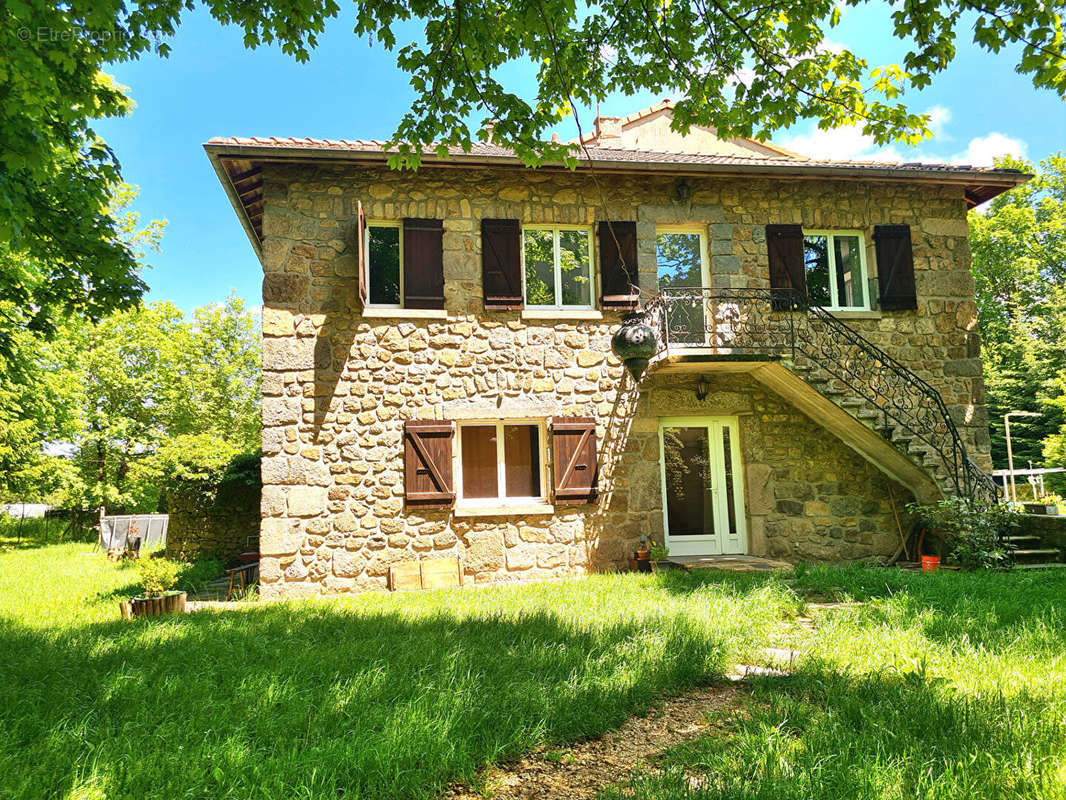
[605,565,1066,800]
[0,543,797,800]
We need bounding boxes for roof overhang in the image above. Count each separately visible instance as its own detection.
[204,141,1031,257]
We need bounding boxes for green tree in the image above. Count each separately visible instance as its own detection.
[26,297,261,511]
[970,155,1066,483]
[4,0,1065,353]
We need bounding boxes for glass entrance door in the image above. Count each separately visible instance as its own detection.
[658,417,747,556]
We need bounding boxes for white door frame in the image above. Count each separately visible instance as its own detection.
[658,416,748,557]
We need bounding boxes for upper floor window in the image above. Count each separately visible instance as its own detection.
[803,231,868,310]
[522,226,593,308]
[366,221,402,307]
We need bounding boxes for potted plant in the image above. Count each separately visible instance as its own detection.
[635,538,652,573]
[649,541,670,572]
[120,557,186,619]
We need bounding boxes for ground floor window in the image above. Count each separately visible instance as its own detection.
[457,421,546,505]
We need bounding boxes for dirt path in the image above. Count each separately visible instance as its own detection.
[447,601,857,799]
[447,684,746,800]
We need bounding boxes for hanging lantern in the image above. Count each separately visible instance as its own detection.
[611,315,657,382]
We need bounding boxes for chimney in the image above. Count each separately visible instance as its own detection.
[594,115,623,143]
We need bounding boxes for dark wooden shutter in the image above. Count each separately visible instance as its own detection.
[598,221,639,310]
[404,420,455,508]
[766,224,806,311]
[551,417,598,505]
[402,218,445,309]
[481,218,523,309]
[874,225,917,311]
[357,200,368,308]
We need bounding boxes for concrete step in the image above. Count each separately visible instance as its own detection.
[1011,548,1063,563]
[1014,562,1066,570]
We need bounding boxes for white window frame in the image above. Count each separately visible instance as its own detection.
[803,229,870,311]
[454,419,549,508]
[521,224,595,310]
[654,225,711,290]
[365,220,403,308]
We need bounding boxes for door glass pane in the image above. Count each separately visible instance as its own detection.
[657,232,705,345]
[833,235,864,308]
[559,230,592,307]
[461,425,498,499]
[504,425,540,498]
[722,426,737,536]
[656,233,703,287]
[367,225,401,305]
[803,235,831,307]
[523,230,556,305]
[662,427,715,537]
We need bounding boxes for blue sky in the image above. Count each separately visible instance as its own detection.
[96,4,1066,313]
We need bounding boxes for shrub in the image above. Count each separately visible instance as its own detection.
[137,557,181,597]
[908,498,1018,570]
[176,558,225,593]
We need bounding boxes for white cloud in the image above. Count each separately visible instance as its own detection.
[950,133,1026,167]
[927,105,952,138]
[779,123,905,162]
[779,103,1027,169]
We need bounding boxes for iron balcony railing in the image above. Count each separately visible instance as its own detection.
[639,286,999,507]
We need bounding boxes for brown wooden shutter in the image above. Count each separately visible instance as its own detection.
[551,417,598,505]
[357,200,368,308]
[402,218,445,309]
[874,225,917,311]
[766,224,806,311]
[404,420,455,508]
[598,221,639,310]
[481,218,523,309]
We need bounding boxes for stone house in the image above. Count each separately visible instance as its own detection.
[206,100,1028,599]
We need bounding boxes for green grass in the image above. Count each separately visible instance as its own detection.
[0,543,797,800]
[604,564,1066,800]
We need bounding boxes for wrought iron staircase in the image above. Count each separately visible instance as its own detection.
[635,287,1000,508]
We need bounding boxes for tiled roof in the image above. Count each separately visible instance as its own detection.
[205,135,1024,178]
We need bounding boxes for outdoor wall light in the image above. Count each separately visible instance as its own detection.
[675,179,692,203]
[696,377,710,401]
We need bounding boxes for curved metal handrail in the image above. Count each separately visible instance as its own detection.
[640,287,999,506]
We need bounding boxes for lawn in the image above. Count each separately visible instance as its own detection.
[606,564,1066,800]
[1,541,1064,800]
[0,540,794,800]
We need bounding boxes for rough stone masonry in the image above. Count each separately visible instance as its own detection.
[257,163,988,598]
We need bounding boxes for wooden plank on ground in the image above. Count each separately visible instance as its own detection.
[420,557,461,590]
[388,561,422,591]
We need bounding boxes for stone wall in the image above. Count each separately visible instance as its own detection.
[165,487,260,564]
[257,162,985,598]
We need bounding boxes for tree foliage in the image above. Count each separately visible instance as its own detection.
[970,155,1066,484]
[3,0,1064,343]
[4,295,261,510]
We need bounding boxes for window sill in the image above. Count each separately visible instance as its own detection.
[828,310,882,320]
[362,307,448,319]
[453,502,555,518]
[521,308,603,321]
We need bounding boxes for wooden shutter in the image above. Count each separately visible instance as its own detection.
[551,417,598,505]
[598,221,639,310]
[404,420,455,508]
[766,224,806,311]
[402,218,445,309]
[357,200,368,307]
[481,218,523,309]
[874,225,917,311]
